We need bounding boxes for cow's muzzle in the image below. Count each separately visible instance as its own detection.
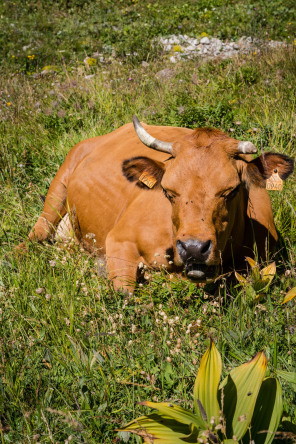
[176,239,216,281]
[176,239,213,263]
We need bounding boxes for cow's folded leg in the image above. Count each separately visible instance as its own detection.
[106,236,141,294]
[29,181,67,242]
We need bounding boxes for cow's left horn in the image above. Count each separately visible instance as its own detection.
[133,115,174,154]
[237,141,257,154]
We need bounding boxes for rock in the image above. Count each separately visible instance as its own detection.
[238,36,247,44]
[156,33,289,63]
[200,37,210,45]
[22,44,32,51]
[155,68,175,80]
[211,38,222,51]
[141,61,149,67]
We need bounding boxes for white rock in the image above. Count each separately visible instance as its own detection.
[200,37,210,45]
[186,45,196,51]
[170,56,177,63]
[212,39,222,51]
[156,68,175,80]
[164,44,172,51]
[233,43,240,50]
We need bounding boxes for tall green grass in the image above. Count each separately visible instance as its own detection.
[1,1,296,442]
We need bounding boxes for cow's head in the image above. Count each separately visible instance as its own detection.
[123,116,294,281]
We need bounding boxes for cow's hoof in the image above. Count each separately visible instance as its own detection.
[14,242,28,255]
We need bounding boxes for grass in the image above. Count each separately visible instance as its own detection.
[1,1,296,442]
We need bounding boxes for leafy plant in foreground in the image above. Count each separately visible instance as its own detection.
[235,257,276,303]
[118,341,282,443]
[282,286,296,305]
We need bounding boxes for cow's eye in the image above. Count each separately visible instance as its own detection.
[224,185,240,201]
[162,188,176,203]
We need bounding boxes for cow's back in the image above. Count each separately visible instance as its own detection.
[66,123,192,248]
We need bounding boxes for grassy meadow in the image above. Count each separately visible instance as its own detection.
[1,0,296,442]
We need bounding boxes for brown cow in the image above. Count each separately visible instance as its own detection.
[26,116,294,292]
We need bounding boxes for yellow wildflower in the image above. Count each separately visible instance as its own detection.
[85,57,97,66]
[6,102,11,106]
[173,45,182,52]
[27,54,35,60]
[200,32,208,38]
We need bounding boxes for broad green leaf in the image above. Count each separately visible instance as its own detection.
[242,377,282,444]
[235,271,247,286]
[260,262,276,283]
[219,351,267,440]
[193,340,222,425]
[139,401,203,428]
[245,257,261,281]
[253,279,271,293]
[281,287,296,304]
[245,256,257,268]
[276,370,296,389]
[118,413,197,443]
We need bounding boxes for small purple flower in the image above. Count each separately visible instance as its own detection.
[128,77,132,81]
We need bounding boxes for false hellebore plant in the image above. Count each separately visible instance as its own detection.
[118,341,283,443]
[235,257,276,303]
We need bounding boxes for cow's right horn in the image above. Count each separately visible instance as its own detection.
[237,141,257,154]
[133,115,174,154]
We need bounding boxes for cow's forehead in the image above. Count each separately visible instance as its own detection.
[162,144,240,191]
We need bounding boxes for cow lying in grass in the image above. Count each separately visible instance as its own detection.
[24,116,294,292]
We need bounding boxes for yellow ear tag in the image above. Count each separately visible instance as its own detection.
[139,172,157,189]
[266,169,283,191]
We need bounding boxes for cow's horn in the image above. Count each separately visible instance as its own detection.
[133,115,173,154]
[237,141,257,154]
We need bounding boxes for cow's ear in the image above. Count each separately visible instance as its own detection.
[244,152,294,188]
[122,156,165,189]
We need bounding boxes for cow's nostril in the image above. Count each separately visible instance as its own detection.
[177,239,186,249]
[176,238,213,263]
[201,240,212,255]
